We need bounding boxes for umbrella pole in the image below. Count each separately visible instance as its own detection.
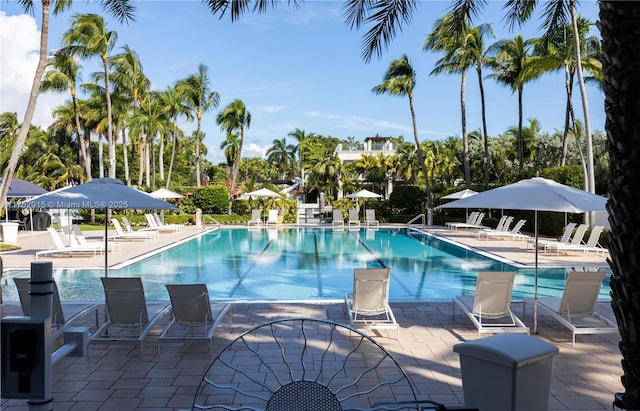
[104,208,108,278]
[534,210,539,334]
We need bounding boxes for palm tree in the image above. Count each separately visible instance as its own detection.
[487,35,548,171]
[177,63,219,187]
[542,16,601,168]
[109,45,151,185]
[266,138,296,180]
[424,13,473,187]
[216,99,251,211]
[39,47,91,180]
[371,55,433,210]
[158,84,192,188]
[63,13,119,178]
[0,1,133,207]
[288,128,313,195]
[220,132,240,189]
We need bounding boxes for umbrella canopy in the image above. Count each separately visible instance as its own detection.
[149,188,184,200]
[17,178,177,277]
[0,178,47,197]
[347,189,382,199]
[246,188,282,198]
[437,177,607,333]
[441,188,477,200]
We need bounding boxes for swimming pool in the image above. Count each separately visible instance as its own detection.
[2,227,610,302]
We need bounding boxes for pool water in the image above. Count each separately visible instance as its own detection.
[2,227,610,302]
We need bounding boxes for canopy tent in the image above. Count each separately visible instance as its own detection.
[17,178,177,277]
[437,177,607,333]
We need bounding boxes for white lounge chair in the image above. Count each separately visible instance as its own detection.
[110,218,154,241]
[332,209,344,230]
[480,219,527,241]
[67,224,120,252]
[446,212,478,230]
[348,209,360,231]
[145,213,181,232]
[527,222,577,250]
[544,223,588,255]
[448,212,486,230]
[546,225,603,255]
[247,209,262,227]
[36,227,104,259]
[524,271,617,345]
[365,209,379,230]
[158,284,230,356]
[14,277,98,341]
[91,277,170,356]
[122,216,158,235]
[476,216,514,238]
[152,212,183,231]
[265,209,279,225]
[345,268,398,339]
[453,271,529,336]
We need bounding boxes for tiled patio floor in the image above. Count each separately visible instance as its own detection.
[0,224,623,410]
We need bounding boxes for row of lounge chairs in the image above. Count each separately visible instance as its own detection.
[12,276,230,356]
[453,270,617,345]
[248,208,380,230]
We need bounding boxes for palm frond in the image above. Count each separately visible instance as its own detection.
[502,0,537,30]
[101,0,136,23]
[203,0,300,21]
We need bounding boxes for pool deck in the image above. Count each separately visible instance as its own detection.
[1,223,622,411]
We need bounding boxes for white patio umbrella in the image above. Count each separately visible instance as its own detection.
[441,189,478,221]
[149,188,184,200]
[437,177,607,333]
[347,189,382,218]
[16,178,177,277]
[245,188,282,198]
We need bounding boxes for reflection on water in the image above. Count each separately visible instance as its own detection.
[2,227,610,302]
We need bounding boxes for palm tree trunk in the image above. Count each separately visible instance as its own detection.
[228,131,244,214]
[560,65,574,167]
[98,134,105,178]
[408,92,433,210]
[460,70,471,187]
[72,94,91,181]
[572,2,595,195]
[600,1,640,408]
[166,116,178,188]
[102,56,116,179]
[122,128,130,185]
[518,86,524,171]
[159,133,165,181]
[195,113,202,187]
[478,66,490,189]
[0,0,50,204]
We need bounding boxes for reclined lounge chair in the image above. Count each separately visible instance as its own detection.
[345,268,398,339]
[453,271,529,336]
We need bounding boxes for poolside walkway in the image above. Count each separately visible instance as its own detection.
[1,223,622,411]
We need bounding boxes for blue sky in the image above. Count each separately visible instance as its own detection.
[0,1,603,165]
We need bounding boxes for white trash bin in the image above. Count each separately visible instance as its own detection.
[453,334,559,411]
[0,222,19,244]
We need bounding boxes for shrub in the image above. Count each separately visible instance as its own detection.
[192,186,229,214]
[389,185,424,215]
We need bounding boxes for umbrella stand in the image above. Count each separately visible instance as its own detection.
[534,210,539,334]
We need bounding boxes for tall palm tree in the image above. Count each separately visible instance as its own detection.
[177,63,219,187]
[266,138,295,180]
[159,84,192,188]
[63,13,119,178]
[220,132,240,188]
[371,55,433,210]
[487,35,546,171]
[216,99,251,212]
[424,13,473,187]
[109,45,151,185]
[288,128,313,194]
[39,47,91,180]
[542,16,601,168]
[0,0,133,207]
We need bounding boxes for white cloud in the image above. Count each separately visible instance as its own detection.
[0,12,65,127]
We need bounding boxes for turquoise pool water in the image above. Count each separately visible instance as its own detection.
[3,227,610,302]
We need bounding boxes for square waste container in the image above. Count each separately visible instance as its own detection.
[453,334,559,411]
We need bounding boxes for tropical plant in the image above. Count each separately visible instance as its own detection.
[266,138,296,179]
[63,13,119,178]
[216,99,250,211]
[158,84,191,189]
[0,0,134,208]
[177,63,220,187]
[371,55,433,210]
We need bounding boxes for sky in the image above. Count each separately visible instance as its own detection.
[0,1,604,165]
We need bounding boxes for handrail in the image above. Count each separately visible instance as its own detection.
[203,214,221,229]
[406,214,425,226]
